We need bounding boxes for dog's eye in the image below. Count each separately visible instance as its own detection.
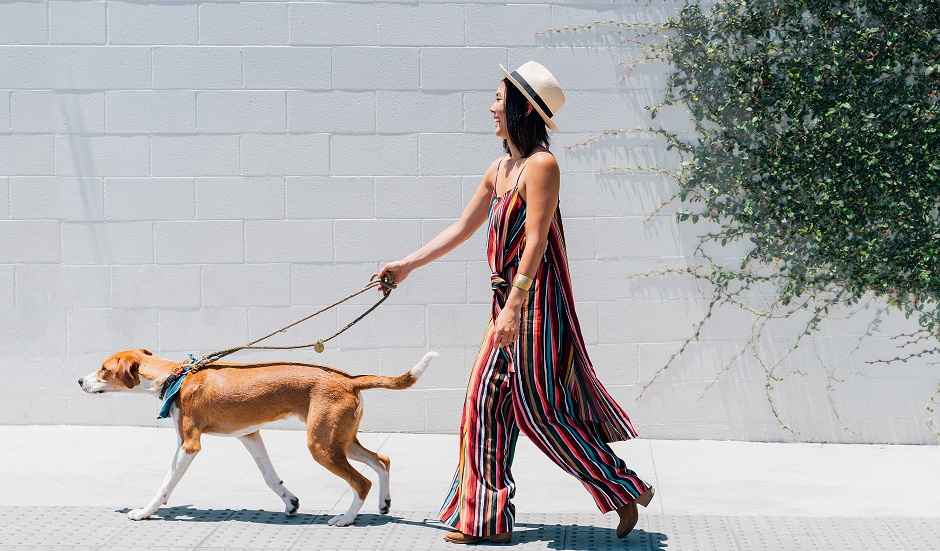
[99,367,106,372]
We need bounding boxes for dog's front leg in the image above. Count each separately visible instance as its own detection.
[128,437,199,520]
[237,431,300,515]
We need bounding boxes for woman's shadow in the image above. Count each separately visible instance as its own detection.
[117,507,668,550]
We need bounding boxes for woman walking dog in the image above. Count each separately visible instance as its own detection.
[380,61,654,544]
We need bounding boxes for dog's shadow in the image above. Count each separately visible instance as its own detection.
[116,507,668,549]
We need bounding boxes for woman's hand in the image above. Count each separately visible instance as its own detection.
[378,260,413,288]
[491,303,522,349]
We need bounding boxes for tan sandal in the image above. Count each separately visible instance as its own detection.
[615,487,655,539]
[444,530,512,545]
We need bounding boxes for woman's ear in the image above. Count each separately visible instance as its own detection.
[525,102,534,116]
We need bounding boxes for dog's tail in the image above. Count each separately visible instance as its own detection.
[351,352,438,391]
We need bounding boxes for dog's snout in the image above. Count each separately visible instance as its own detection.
[78,378,84,387]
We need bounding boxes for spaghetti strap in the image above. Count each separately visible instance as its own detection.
[512,159,529,193]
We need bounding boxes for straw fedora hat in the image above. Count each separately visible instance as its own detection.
[500,61,565,131]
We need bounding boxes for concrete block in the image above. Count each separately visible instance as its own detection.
[334,219,423,263]
[202,264,290,307]
[196,177,285,220]
[588,342,639,385]
[245,306,339,354]
[0,93,8,132]
[465,259,493,303]
[577,300,600,345]
[50,1,106,45]
[332,47,418,90]
[422,218,487,262]
[551,89,647,133]
[151,135,240,177]
[10,91,104,133]
[335,303,426,348]
[107,1,198,45]
[67,308,159,356]
[200,2,288,45]
[242,134,329,176]
[378,346,469,390]
[15,264,111,309]
[112,265,201,308]
[105,178,195,221]
[154,221,244,264]
[158,307,248,352]
[290,263,379,307]
[427,303,491,347]
[0,302,67,357]
[0,2,49,44]
[287,91,374,133]
[358,388,425,432]
[374,176,462,219]
[0,178,8,217]
[0,265,12,308]
[595,215,684,259]
[389,261,469,305]
[0,221,59,263]
[419,133,498,175]
[198,91,286,133]
[55,135,149,177]
[561,217,595,260]
[425,388,465,432]
[508,47,622,91]
[10,177,104,221]
[463,91,498,132]
[152,47,242,90]
[289,2,377,46]
[560,172,676,218]
[62,221,153,265]
[598,299,705,344]
[375,91,462,133]
[420,48,507,91]
[244,220,333,263]
[243,47,331,90]
[106,91,196,133]
[0,135,54,176]
[285,176,374,219]
[466,4,552,46]
[376,3,464,46]
[0,47,151,89]
[330,134,416,176]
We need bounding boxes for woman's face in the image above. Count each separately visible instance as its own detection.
[490,82,509,140]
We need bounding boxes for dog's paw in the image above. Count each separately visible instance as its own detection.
[379,498,391,515]
[328,514,356,527]
[127,508,152,521]
[286,496,300,516]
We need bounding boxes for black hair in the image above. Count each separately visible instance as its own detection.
[502,78,550,158]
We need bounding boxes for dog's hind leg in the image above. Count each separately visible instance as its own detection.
[346,438,391,514]
[306,406,371,527]
[128,433,199,520]
[237,431,300,515]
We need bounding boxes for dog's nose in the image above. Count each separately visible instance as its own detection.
[78,378,84,387]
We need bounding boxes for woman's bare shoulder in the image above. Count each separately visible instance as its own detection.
[525,150,560,180]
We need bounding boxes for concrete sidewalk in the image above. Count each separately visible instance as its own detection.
[1,426,938,550]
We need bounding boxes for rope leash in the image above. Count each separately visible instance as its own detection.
[187,274,396,373]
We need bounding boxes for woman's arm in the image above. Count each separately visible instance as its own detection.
[379,158,503,286]
[490,151,560,349]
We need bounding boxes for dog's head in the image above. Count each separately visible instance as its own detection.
[79,349,153,393]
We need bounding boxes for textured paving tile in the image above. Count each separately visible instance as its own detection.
[1,507,939,551]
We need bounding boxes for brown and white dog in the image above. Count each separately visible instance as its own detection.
[79,348,436,524]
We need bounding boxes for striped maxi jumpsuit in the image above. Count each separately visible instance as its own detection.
[439,160,651,537]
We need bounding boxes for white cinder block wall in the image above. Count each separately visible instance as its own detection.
[1,0,937,444]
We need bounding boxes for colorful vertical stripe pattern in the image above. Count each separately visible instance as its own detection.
[439,161,651,537]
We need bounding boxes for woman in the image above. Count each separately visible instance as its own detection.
[379,61,654,544]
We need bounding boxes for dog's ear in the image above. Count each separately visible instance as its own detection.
[140,349,153,356]
[117,356,141,389]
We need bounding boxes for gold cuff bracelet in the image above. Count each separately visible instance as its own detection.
[512,274,534,292]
